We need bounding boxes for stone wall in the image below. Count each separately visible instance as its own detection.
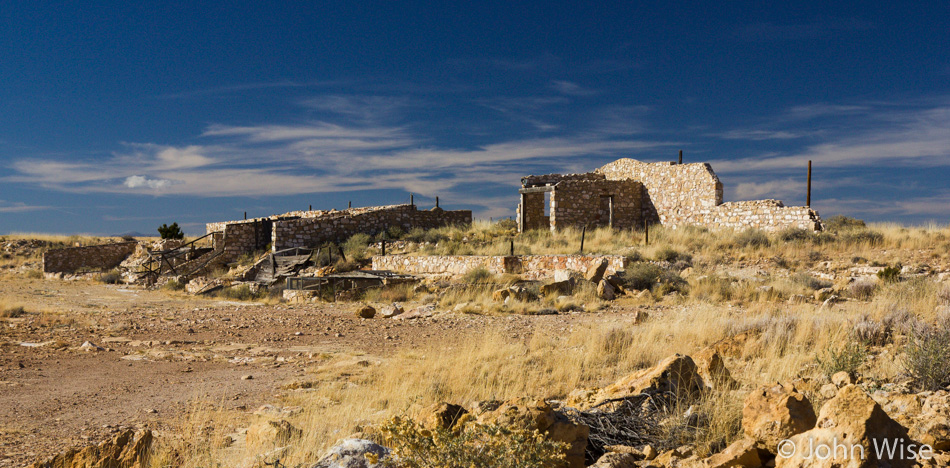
[220,220,272,262]
[372,254,628,280]
[684,200,822,232]
[272,205,472,251]
[43,242,138,273]
[596,159,723,225]
[550,179,642,230]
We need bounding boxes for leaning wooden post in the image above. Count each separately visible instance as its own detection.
[806,160,812,207]
[436,196,439,208]
[580,226,587,254]
[509,238,514,256]
[678,150,683,165]
[348,201,352,208]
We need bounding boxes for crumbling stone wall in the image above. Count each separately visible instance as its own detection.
[372,254,628,280]
[596,159,723,224]
[688,200,821,232]
[550,179,642,230]
[272,205,472,251]
[43,242,137,273]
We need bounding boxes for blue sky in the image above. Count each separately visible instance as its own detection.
[1,1,949,235]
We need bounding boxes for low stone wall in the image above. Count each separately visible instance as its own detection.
[273,205,472,251]
[678,200,821,232]
[43,242,138,273]
[372,254,629,280]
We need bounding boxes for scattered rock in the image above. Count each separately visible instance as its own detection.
[597,280,616,300]
[540,279,574,296]
[242,374,253,380]
[742,382,817,449]
[570,354,705,409]
[79,341,105,352]
[590,451,639,468]
[356,305,376,319]
[393,305,435,320]
[586,259,609,284]
[704,437,765,468]
[313,438,389,468]
[820,383,838,399]
[814,287,835,301]
[379,303,404,318]
[831,371,854,387]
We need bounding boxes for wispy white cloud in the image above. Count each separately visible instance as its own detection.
[712,104,950,173]
[713,129,804,141]
[0,200,49,213]
[550,80,596,96]
[123,175,176,190]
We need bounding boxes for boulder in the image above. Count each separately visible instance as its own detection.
[778,385,914,467]
[586,259,609,284]
[831,371,854,387]
[355,305,376,319]
[814,287,835,301]
[492,288,512,302]
[604,273,627,293]
[570,354,705,409]
[313,438,389,468]
[246,419,302,452]
[819,383,838,399]
[597,280,616,300]
[27,429,153,468]
[692,347,736,390]
[379,303,404,318]
[705,437,766,468]
[541,279,574,296]
[590,452,639,468]
[742,382,817,449]
[423,402,468,430]
[393,304,435,320]
[476,398,588,468]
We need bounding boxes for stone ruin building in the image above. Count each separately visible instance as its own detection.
[516,158,821,233]
[42,203,471,282]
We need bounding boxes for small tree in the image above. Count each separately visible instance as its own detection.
[157,222,184,240]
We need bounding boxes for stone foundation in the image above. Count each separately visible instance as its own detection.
[372,254,628,280]
[43,242,138,273]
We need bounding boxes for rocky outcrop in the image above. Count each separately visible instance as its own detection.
[476,398,589,468]
[742,382,817,450]
[313,438,389,468]
[777,385,914,468]
[28,429,152,468]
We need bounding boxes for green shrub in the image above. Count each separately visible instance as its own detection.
[841,230,884,246]
[378,416,568,468]
[24,269,44,279]
[824,215,866,232]
[99,270,122,284]
[215,285,265,301]
[817,336,867,377]
[462,266,493,284]
[902,321,950,391]
[0,305,25,318]
[790,272,832,290]
[163,279,186,291]
[343,233,372,261]
[653,247,692,265]
[877,263,902,283]
[776,228,812,243]
[733,229,770,248]
[620,262,687,293]
[157,222,184,240]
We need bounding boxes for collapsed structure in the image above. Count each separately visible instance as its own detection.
[42,203,471,280]
[516,158,821,232]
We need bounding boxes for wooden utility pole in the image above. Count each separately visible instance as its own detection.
[807,160,812,207]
